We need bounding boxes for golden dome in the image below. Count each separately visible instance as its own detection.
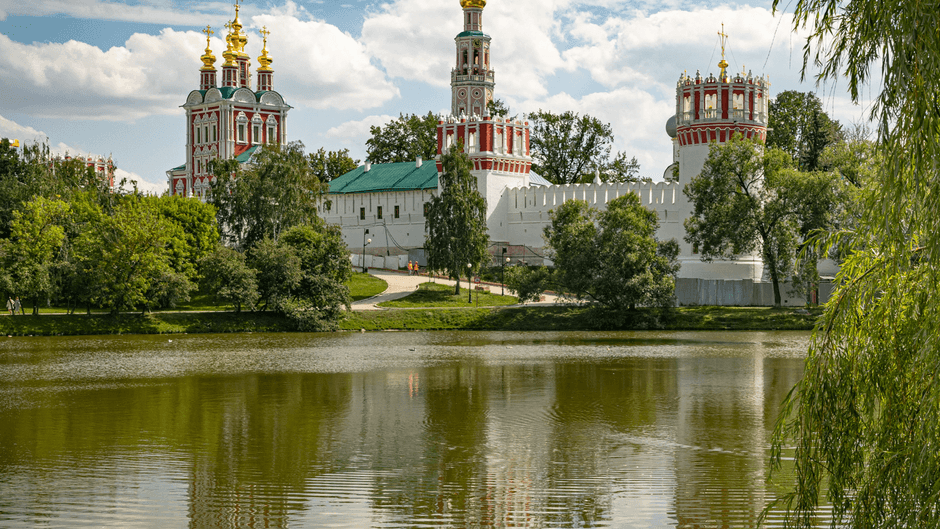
[222,22,237,67]
[257,27,273,72]
[460,0,486,9]
[200,26,216,70]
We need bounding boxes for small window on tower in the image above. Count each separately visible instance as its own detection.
[394,205,400,219]
[212,126,217,142]
[267,125,276,144]
[196,127,201,144]
[253,124,260,144]
[238,124,246,143]
[360,207,365,220]
[204,126,209,144]
[377,206,383,220]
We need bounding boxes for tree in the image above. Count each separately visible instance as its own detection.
[248,236,302,310]
[309,147,359,182]
[73,197,180,314]
[209,141,325,250]
[1,197,70,315]
[527,110,641,184]
[504,265,551,304]
[487,99,511,118]
[145,195,220,281]
[365,112,438,164]
[767,91,842,172]
[765,0,940,527]
[200,245,259,313]
[683,134,837,306]
[544,194,680,311]
[425,145,489,295]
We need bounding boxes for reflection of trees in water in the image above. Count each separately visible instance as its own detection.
[545,359,680,526]
[670,356,805,528]
[0,373,354,529]
[187,374,353,529]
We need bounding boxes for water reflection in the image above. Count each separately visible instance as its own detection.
[0,331,815,528]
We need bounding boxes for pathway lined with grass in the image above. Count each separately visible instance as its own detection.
[351,269,559,311]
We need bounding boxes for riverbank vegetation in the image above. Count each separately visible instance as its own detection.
[0,305,821,337]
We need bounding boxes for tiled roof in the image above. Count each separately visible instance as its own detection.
[329,161,438,194]
[235,145,260,163]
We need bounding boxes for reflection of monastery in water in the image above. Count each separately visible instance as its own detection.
[169,0,826,305]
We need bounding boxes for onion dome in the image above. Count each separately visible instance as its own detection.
[666,115,677,138]
[257,27,273,72]
[231,1,249,57]
[200,26,216,71]
[460,0,486,8]
[222,22,237,67]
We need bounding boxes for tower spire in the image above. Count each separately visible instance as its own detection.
[717,23,729,80]
[451,0,493,117]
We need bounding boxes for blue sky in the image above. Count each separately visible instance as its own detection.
[0,0,874,193]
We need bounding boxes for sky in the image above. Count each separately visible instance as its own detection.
[0,0,877,194]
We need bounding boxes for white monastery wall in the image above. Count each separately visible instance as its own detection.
[320,189,436,259]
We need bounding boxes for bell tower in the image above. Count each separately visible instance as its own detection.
[451,0,494,117]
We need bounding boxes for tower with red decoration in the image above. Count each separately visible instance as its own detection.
[167,2,291,198]
[666,27,770,184]
[436,0,533,239]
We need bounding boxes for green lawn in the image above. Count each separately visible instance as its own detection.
[348,272,388,301]
[377,282,517,308]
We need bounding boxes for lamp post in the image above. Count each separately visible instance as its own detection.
[467,263,473,304]
[362,228,371,273]
[501,248,508,296]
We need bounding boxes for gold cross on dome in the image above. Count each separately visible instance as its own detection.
[260,26,270,42]
[203,25,213,39]
[224,21,232,33]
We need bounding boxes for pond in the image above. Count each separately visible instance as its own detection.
[0,331,821,528]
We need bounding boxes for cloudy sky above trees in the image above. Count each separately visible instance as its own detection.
[0,0,874,193]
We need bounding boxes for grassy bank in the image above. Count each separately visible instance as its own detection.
[0,305,822,337]
[341,305,823,332]
[0,312,294,337]
[378,282,517,308]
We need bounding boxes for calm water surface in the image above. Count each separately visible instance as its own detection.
[0,331,819,528]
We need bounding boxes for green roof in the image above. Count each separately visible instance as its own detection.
[235,145,260,163]
[329,161,438,194]
[170,164,185,172]
[456,30,488,38]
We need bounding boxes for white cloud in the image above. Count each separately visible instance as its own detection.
[249,11,399,111]
[115,167,167,195]
[0,2,397,121]
[0,114,48,143]
[0,0,228,25]
[325,114,397,140]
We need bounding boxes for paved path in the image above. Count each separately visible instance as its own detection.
[351,269,560,311]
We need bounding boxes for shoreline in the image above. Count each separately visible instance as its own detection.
[0,305,821,337]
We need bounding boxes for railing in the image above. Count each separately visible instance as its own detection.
[452,72,495,83]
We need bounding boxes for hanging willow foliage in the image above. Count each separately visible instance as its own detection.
[766,0,940,527]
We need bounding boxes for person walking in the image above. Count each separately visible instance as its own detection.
[407,260,414,276]
[5,297,13,316]
[14,297,23,315]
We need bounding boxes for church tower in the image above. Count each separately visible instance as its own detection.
[168,1,291,199]
[451,0,494,117]
[667,26,770,185]
[437,0,533,241]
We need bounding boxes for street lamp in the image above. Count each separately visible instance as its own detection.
[467,263,473,303]
[501,248,508,296]
[362,228,371,273]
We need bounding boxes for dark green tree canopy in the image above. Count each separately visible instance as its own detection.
[309,147,359,182]
[366,112,438,164]
[767,90,842,171]
[424,145,489,294]
[527,109,642,184]
[208,141,325,250]
[544,194,680,311]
